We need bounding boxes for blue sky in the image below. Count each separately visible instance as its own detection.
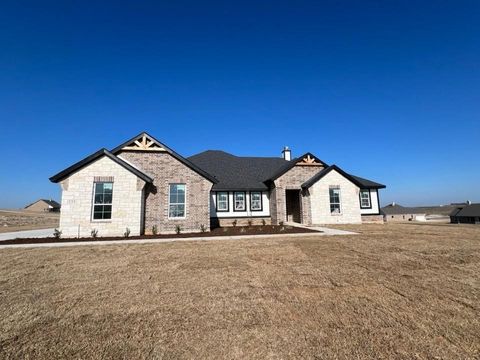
[1,1,479,208]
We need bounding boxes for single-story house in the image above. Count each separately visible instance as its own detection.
[24,199,61,212]
[381,203,425,222]
[450,204,480,224]
[50,132,386,237]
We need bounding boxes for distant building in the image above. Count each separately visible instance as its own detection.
[381,202,426,222]
[450,204,480,224]
[25,199,61,212]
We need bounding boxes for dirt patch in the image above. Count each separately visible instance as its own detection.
[0,223,479,359]
[1,225,318,245]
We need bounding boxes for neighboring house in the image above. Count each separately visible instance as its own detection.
[381,203,425,222]
[50,132,386,237]
[24,199,61,212]
[450,204,480,224]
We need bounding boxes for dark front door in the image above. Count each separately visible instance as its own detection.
[286,190,301,223]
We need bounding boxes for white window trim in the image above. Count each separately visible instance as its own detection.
[234,191,246,212]
[216,192,229,212]
[360,189,371,208]
[250,191,263,211]
[168,183,187,220]
[329,186,342,215]
[91,182,114,222]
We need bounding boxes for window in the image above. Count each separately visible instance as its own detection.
[234,192,246,211]
[216,192,229,212]
[92,182,113,220]
[329,186,341,214]
[359,189,371,208]
[168,184,186,218]
[250,191,263,211]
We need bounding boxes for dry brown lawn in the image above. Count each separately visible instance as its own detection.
[0,223,479,359]
[0,210,59,233]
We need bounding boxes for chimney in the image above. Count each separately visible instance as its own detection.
[282,146,291,161]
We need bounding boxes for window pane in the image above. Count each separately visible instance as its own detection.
[103,183,113,192]
[169,184,186,217]
[177,193,185,203]
[95,183,104,194]
[104,194,112,204]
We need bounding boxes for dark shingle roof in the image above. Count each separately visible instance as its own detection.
[301,165,386,190]
[188,150,288,190]
[189,150,386,191]
[381,203,425,215]
[350,175,386,189]
[42,199,61,208]
[452,204,480,217]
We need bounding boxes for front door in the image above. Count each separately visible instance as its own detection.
[286,190,301,223]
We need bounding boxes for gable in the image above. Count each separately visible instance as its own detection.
[111,132,217,183]
[308,168,360,190]
[49,149,153,184]
[267,152,328,182]
[112,133,167,152]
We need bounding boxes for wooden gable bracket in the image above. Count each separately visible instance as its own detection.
[121,134,166,152]
[298,154,322,166]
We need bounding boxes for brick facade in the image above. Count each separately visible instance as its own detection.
[217,217,271,227]
[270,165,324,225]
[118,151,213,234]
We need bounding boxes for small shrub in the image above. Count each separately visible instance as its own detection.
[200,224,207,233]
[175,225,182,235]
[261,219,266,226]
[124,228,131,238]
[232,219,237,227]
[240,227,246,233]
[247,219,253,227]
[53,228,62,239]
[279,221,284,226]
[280,226,285,232]
[91,229,98,238]
[152,225,158,235]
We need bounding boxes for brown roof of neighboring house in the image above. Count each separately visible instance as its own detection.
[25,199,61,209]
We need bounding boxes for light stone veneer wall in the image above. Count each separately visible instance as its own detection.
[59,156,145,237]
[310,170,362,224]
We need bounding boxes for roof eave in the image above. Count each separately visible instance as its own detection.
[49,148,153,184]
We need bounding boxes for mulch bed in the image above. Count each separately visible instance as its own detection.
[1,225,320,245]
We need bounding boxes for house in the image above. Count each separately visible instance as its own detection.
[24,199,61,212]
[50,132,386,237]
[381,203,425,222]
[450,204,480,224]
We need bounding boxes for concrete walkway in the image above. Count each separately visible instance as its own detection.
[0,228,55,241]
[0,226,356,250]
[286,222,358,236]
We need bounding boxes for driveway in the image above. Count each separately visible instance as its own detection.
[0,228,55,241]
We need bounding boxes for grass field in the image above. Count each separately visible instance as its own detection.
[0,223,479,359]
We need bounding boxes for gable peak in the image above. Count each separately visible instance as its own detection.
[120,133,166,152]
